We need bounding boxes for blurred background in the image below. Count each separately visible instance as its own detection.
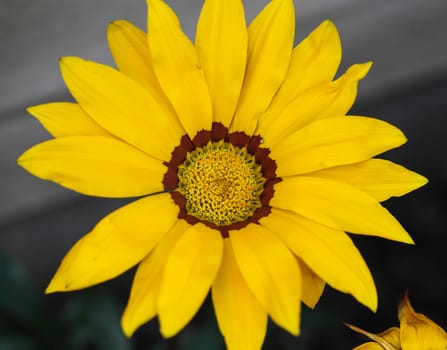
[1,0,447,349]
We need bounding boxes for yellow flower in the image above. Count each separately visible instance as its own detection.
[18,0,427,348]
[348,292,447,350]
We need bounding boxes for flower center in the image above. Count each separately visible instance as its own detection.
[163,122,280,238]
[177,141,265,226]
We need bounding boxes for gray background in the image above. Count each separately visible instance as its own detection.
[1,0,447,349]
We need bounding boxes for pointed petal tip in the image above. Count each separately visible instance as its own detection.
[45,269,78,293]
[387,226,414,245]
[358,61,374,79]
[398,230,415,245]
[108,20,135,33]
[25,103,61,126]
[107,21,120,35]
[108,19,125,28]
[59,56,81,73]
[363,60,374,71]
[121,315,137,339]
[314,19,340,48]
[398,289,412,315]
[58,55,72,65]
[45,278,66,294]
[402,289,410,302]
[25,104,40,116]
[44,285,53,294]
[44,271,100,294]
[159,321,178,339]
[290,324,300,337]
[344,61,373,82]
[365,60,374,68]
[59,56,87,70]
[369,297,378,313]
[418,174,429,188]
[277,315,300,337]
[344,322,358,332]
[16,153,25,167]
[123,329,134,339]
[280,311,301,336]
[16,148,35,170]
[320,18,338,32]
[401,133,409,145]
[44,286,57,294]
[276,307,301,336]
[357,283,378,313]
[107,20,118,29]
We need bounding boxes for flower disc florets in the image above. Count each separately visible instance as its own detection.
[178,141,265,226]
[163,122,280,237]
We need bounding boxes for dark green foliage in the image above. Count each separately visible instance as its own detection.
[0,253,131,350]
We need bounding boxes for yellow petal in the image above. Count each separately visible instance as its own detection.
[295,257,325,309]
[60,56,183,161]
[27,102,110,137]
[230,224,301,335]
[399,292,447,350]
[311,159,428,202]
[261,209,377,311]
[272,176,414,244]
[212,239,268,350]
[379,327,402,348]
[46,193,178,292]
[266,20,341,118]
[347,324,400,350]
[195,0,247,126]
[231,0,295,135]
[121,220,190,337]
[107,21,154,89]
[147,0,212,137]
[18,136,165,198]
[107,20,178,119]
[271,116,407,176]
[109,21,155,89]
[258,63,372,148]
[157,224,223,337]
[353,343,388,350]
[315,62,372,119]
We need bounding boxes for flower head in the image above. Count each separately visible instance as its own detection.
[348,292,447,350]
[18,0,427,348]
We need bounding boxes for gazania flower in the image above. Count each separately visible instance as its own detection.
[18,0,427,348]
[347,292,447,349]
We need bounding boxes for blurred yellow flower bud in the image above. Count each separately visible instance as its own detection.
[348,291,447,350]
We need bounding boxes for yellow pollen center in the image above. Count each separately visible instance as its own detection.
[177,141,265,226]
